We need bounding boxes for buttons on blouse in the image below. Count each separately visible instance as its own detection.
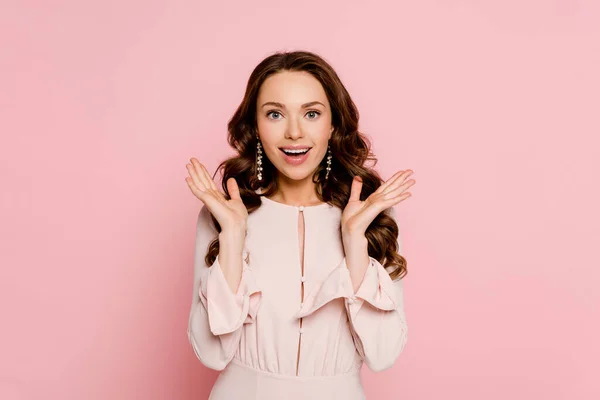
[297,205,305,212]
[299,328,305,335]
[300,275,306,282]
[348,295,357,304]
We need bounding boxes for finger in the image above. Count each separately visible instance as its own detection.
[195,188,225,215]
[400,169,414,181]
[376,170,404,194]
[383,179,415,201]
[190,159,212,190]
[199,162,219,192]
[383,176,416,196]
[227,177,241,201]
[185,176,205,199]
[358,197,392,230]
[186,163,206,192]
[387,191,412,206]
[186,176,225,214]
[361,180,413,226]
[382,170,414,195]
[349,176,363,202]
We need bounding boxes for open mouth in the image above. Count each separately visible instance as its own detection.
[278,147,312,165]
[279,148,311,157]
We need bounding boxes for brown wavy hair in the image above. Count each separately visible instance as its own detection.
[205,50,407,280]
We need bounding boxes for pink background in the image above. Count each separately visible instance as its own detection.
[1,1,599,399]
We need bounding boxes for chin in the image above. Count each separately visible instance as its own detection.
[277,166,315,181]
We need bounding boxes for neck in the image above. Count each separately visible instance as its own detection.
[271,173,323,206]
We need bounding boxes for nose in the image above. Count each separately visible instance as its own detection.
[284,116,304,140]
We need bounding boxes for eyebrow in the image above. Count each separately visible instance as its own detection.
[261,101,325,109]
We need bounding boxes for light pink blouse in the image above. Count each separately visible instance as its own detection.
[187,193,408,391]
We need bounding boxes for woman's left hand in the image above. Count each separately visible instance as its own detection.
[341,170,415,238]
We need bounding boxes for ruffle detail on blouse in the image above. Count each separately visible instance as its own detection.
[201,254,262,336]
[295,256,398,319]
[295,260,354,319]
[352,256,398,311]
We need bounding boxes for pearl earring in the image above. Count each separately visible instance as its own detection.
[256,137,263,181]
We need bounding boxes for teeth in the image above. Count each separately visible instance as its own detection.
[283,148,309,154]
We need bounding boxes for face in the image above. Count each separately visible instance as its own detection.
[256,70,334,183]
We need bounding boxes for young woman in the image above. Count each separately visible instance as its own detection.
[186,50,415,399]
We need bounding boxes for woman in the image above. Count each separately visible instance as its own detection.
[185,50,415,399]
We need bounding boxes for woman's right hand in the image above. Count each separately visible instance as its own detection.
[185,158,248,234]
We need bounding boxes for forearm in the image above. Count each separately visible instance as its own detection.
[218,228,246,294]
[342,232,370,293]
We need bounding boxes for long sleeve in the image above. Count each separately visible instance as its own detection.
[187,205,262,371]
[296,207,408,372]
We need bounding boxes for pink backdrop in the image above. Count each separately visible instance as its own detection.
[1,1,599,399]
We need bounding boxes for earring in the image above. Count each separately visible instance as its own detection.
[325,142,332,180]
[256,136,263,181]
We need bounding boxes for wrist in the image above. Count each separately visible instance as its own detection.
[219,228,246,255]
[342,233,368,253]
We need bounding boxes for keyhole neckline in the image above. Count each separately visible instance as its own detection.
[260,195,332,210]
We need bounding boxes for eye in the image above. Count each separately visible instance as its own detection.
[306,110,321,119]
[266,110,282,120]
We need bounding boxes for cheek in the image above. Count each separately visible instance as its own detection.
[257,120,280,143]
[315,143,329,161]
[314,124,332,147]
[256,121,282,159]
[313,117,332,138]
